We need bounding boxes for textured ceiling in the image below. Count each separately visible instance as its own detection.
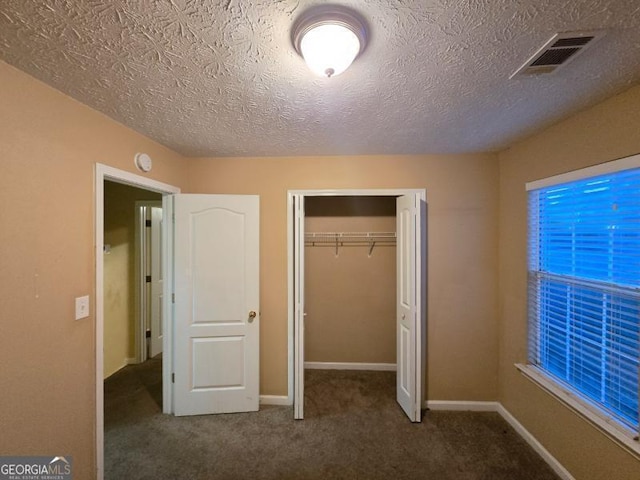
[1,0,639,157]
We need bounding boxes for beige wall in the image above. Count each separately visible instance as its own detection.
[0,60,187,479]
[498,84,640,480]
[103,182,161,378]
[305,196,396,364]
[187,154,500,400]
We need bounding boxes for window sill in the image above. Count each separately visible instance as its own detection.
[515,364,640,459]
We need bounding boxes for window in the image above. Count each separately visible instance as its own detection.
[527,158,640,440]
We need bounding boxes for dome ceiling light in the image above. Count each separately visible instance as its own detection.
[292,5,368,78]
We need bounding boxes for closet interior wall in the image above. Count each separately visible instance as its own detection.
[304,196,397,365]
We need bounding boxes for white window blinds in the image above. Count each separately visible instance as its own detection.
[528,166,640,433]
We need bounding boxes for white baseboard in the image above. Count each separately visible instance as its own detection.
[426,400,499,411]
[304,362,396,371]
[497,404,575,480]
[259,395,291,406]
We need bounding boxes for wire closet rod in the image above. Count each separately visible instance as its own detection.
[305,232,396,241]
[304,232,396,257]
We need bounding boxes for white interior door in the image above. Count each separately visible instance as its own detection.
[149,206,163,357]
[293,195,305,419]
[172,194,260,416]
[396,193,423,422]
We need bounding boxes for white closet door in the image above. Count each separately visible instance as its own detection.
[396,193,423,422]
[293,194,305,419]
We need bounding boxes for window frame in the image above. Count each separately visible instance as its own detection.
[521,153,640,458]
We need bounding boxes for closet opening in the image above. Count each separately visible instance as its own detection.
[304,196,397,415]
[289,189,426,422]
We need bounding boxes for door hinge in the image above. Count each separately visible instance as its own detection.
[145,219,152,227]
[145,329,151,338]
[145,275,152,283]
[172,373,175,383]
[172,293,175,303]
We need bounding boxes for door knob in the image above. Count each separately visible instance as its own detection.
[248,311,257,322]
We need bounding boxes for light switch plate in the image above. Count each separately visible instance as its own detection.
[75,295,90,320]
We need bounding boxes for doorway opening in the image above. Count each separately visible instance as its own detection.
[288,189,426,422]
[103,184,161,377]
[102,186,164,437]
[95,164,180,480]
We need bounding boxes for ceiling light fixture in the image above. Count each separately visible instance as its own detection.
[292,5,368,78]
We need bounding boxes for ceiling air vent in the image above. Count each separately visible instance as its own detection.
[510,31,605,78]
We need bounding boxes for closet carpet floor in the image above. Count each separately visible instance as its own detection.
[104,361,559,480]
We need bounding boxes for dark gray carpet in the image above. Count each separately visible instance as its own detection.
[104,361,559,480]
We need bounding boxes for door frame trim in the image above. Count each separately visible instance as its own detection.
[286,188,426,412]
[95,164,179,480]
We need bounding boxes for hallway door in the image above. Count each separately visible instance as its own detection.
[149,206,163,357]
